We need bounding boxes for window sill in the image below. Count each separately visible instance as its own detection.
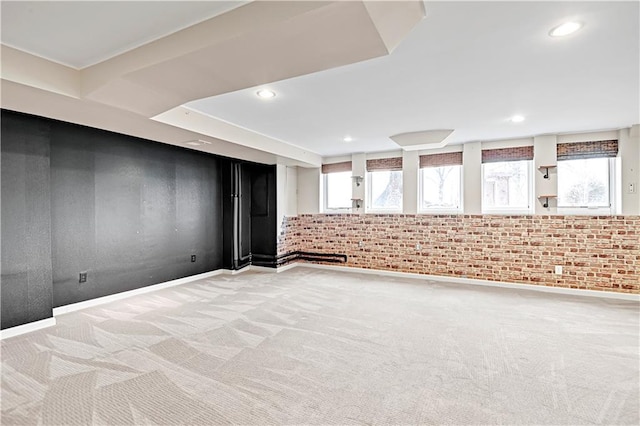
[365,209,403,214]
[322,209,352,214]
[557,208,613,215]
[482,209,533,215]
[418,209,463,215]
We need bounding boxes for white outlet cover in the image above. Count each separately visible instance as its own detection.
[554,265,563,275]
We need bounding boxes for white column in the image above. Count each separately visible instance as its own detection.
[463,142,482,214]
[286,166,298,217]
[297,166,320,214]
[620,126,640,215]
[403,150,419,214]
[276,164,287,230]
[351,153,366,213]
[533,135,558,214]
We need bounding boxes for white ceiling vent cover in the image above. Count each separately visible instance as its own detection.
[390,129,454,151]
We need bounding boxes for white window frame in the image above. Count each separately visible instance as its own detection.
[557,157,617,215]
[366,170,403,214]
[322,172,352,213]
[418,165,463,214]
[481,160,534,215]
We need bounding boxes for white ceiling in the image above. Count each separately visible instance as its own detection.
[1,1,640,161]
[0,1,248,69]
[187,1,640,157]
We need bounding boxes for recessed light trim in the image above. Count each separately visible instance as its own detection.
[549,21,582,37]
[185,140,212,147]
[511,115,525,123]
[343,135,353,142]
[256,89,276,99]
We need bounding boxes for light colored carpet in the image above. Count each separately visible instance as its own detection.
[1,267,638,425]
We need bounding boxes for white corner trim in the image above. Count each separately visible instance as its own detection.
[53,270,226,316]
[294,263,640,301]
[0,317,57,340]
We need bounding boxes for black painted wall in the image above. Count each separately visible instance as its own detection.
[1,110,223,329]
[1,109,278,330]
[1,113,54,329]
[49,121,223,308]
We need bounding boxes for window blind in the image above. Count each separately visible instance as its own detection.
[419,152,463,168]
[556,140,618,160]
[321,161,352,174]
[482,146,534,163]
[366,157,403,171]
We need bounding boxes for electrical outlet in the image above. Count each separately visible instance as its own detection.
[79,272,87,283]
[554,265,563,275]
[191,255,196,262]
[629,183,636,194]
[358,241,364,248]
[416,243,422,250]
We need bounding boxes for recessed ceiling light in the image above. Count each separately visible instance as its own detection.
[343,136,353,142]
[549,21,582,37]
[511,115,525,123]
[256,89,276,99]
[185,140,212,147]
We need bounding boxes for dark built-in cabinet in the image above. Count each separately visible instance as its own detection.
[221,161,277,270]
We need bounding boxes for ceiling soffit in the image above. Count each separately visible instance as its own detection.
[1,1,424,165]
[81,0,425,117]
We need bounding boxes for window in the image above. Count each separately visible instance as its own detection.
[558,158,611,209]
[556,140,618,214]
[482,147,533,213]
[368,170,403,211]
[366,157,403,212]
[321,162,352,212]
[419,152,462,212]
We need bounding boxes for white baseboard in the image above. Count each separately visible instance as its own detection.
[0,317,57,340]
[53,270,226,316]
[251,263,297,273]
[294,263,640,301]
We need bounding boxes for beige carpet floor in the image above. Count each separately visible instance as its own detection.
[1,267,639,425]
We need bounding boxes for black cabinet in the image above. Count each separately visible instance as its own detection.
[222,161,277,270]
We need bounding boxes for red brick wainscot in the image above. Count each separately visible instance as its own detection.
[278,214,640,294]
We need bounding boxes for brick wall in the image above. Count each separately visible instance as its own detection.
[278,214,640,294]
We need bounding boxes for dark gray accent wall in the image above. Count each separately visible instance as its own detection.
[49,122,223,307]
[1,109,278,330]
[1,110,227,329]
[1,112,54,329]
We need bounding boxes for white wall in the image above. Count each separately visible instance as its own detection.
[297,166,320,214]
[350,153,365,213]
[620,126,640,215]
[533,135,557,214]
[291,127,640,216]
[462,142,482,214]
[276,164,298,223]
[637,125,640,212]
[286,166,298,216]
[403,150,419,214]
